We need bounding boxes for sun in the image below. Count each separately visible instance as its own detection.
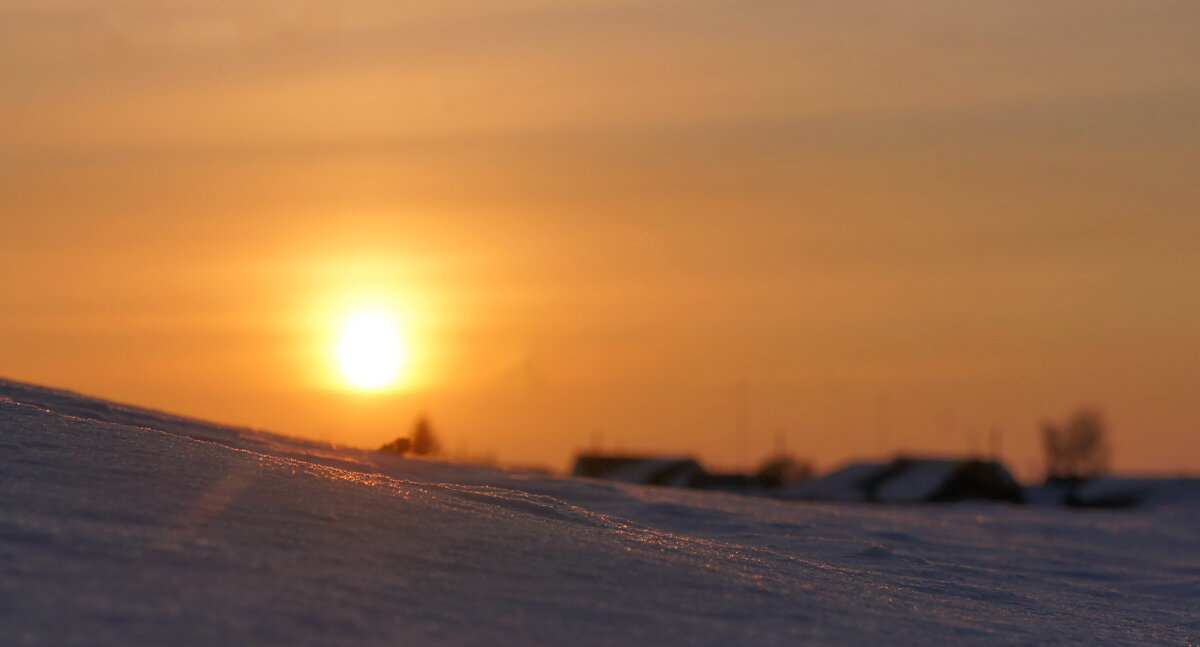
[333,308,407,390]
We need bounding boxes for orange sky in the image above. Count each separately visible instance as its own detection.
[2,1,1199,477]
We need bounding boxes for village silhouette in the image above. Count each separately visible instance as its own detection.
[379,406,1150,508]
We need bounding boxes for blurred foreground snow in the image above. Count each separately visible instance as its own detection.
[1,379,1196,646]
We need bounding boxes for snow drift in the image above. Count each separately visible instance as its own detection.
[1,378,1196,646]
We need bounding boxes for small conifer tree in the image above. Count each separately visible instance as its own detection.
[411,415,440,456]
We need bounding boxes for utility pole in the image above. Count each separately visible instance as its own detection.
[876,396,890,456]
[736,380,748,468]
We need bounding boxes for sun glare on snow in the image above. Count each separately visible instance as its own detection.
[333,309,407,390]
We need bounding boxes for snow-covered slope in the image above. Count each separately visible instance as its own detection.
[1,378,1197,646]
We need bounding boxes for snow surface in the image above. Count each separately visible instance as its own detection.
[1,378,1197,646]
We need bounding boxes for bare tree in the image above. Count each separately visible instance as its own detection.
[1042,408,1110,481]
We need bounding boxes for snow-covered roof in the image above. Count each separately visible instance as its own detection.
[572,454,706,488]
[875,460,961,503]
[777,462,889,501]
[779,457,1021,503]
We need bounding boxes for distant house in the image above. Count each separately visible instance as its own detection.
[571,454,708,489]
[776,461,892,502]
[779,457,1023,503]
[571,454,784,494]
[1025,476,1200,508]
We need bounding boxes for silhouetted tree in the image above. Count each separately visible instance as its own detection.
[754,453,814,489]
[411,415,440,456]
[1042,407,1110,482]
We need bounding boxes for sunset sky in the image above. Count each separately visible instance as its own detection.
[2,1,1198,476]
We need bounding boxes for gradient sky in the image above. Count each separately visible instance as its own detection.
[3,1,1199,476]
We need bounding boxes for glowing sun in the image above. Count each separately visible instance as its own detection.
[333,309,407,390]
